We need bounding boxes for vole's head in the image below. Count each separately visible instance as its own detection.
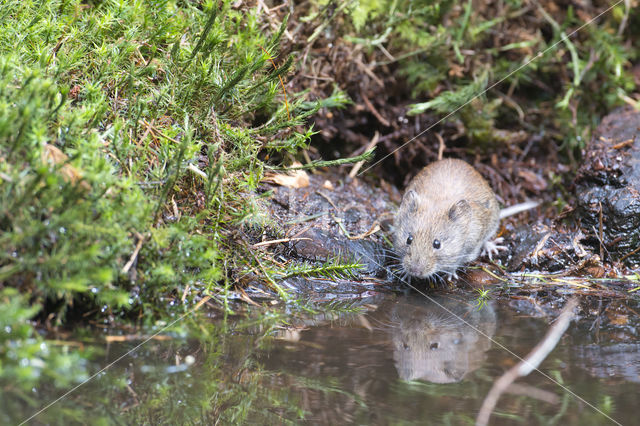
[393,190,472,279]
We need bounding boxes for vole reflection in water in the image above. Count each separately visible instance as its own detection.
[388,295,496,383]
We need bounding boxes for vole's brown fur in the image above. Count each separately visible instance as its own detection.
[393,158,500,279]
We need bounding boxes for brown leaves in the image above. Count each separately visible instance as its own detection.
[42,143,91,190]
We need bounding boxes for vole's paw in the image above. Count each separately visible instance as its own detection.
[446,271,459,281]
[482,238,507,260]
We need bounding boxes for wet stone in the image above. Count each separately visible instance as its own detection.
[505,222,593,273]
[262,172,398,277]
[280,275,393,301]
[574,105,640,266]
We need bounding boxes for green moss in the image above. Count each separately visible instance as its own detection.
[320,0,636,154]
[0,0,332,405]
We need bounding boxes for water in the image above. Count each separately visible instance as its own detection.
[252,293,638,425]
[12,292,640,425]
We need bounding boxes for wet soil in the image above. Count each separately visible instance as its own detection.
[253,106,640,302]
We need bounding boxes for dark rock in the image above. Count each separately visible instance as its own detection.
[574,105,640,266]
[505,222,593,273]
[263,172,397,277]
[290,227,387,275]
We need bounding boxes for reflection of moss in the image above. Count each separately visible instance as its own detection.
[1,309,306,424]
[0,289,95,424]
[117,313,306,424]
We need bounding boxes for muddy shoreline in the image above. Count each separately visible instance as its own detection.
[245,107,640,307]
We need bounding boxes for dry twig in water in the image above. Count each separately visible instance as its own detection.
[475,298,579,426]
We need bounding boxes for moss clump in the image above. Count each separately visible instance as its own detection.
[0,0,345,407]
[302,0,636,161]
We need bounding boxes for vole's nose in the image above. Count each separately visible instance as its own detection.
[405,263,425,278]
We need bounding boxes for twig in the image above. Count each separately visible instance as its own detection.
[376,44,395,62]
[617,0,631,36]
[239,287,261,306]
[347,223,380,240]
[105,334,172,342]
[361,93,390,126]
[598,201,604,261]
[141,119,181,144]
[259,45,290,119]
[618,244,640,264]
[246,247,289,299]
[612,138,634,150]
[347,211,393,240]
[435,132,446,160]
[181,284,190,303]
[476,298,579,426]
[349,132,380,178]
[256,0,270,14]
[251,237,311,248]
[355,58,385,88]
[316,190,339,210]
[187,163,207,179]
[122,232,145,274]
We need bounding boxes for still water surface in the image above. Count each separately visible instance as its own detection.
[250,293,638,425]
[15,292,640,425]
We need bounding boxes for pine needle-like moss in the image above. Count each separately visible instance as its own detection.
[277,258,366,281]
[0,0,342,402]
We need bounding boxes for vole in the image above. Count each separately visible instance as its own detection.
[393,158,538,280]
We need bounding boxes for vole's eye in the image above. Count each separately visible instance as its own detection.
[433,239,441,249]
[406,235,413,245]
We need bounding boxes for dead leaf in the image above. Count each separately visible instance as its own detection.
[449,63,465,78]
[262,163,309,188]
[42,143,91,190]
[518,169,547,192]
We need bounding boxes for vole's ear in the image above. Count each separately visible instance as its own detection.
[448,199,470,221]
[402,189,418,212]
